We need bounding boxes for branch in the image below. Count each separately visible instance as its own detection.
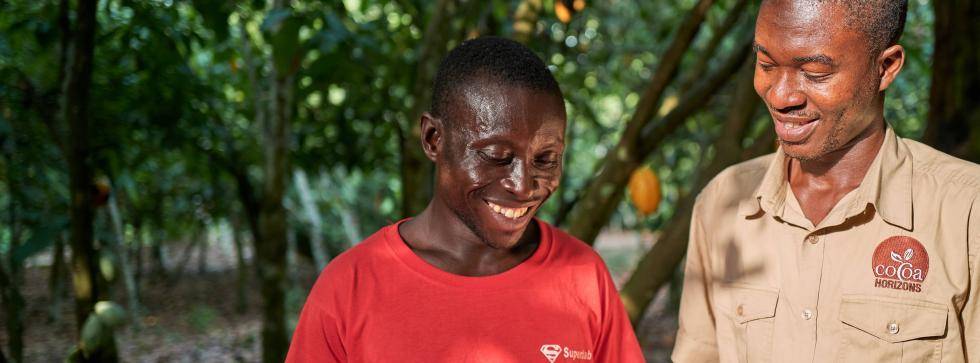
[562,0,717,243]
[620,59,762,326]
[564,31,753,245]
[677,0,752,95]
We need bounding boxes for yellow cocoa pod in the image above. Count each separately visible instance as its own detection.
[628,166,661,216]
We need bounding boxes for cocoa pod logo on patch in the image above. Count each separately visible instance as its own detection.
[872,236,929,283]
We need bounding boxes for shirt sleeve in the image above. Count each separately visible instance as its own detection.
[963,196,980,362]
[285,278,348,362]
[672,196,720,362]
[592,259,646,362]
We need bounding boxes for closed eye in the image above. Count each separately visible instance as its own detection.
[478,150,512,165]
[803,71,832,82]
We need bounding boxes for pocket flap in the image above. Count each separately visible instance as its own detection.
[839,295,948,343]
[730,285,779,324]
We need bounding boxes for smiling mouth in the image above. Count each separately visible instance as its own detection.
[485,201,530,220]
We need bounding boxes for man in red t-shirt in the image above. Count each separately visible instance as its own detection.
[286,36,644,363]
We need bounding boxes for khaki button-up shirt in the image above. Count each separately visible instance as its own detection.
[672,126,980,362]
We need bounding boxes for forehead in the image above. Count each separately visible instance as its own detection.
[756,1,864,59]
[447,80,566,144]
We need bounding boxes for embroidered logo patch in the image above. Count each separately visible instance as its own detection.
[871,236,929,293]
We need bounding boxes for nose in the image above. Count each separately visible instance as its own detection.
[501,159,536,201]
[767,72,806,113]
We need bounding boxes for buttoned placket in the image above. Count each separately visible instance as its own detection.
[780,186,868,363]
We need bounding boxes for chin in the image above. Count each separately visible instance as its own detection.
[780,140,825,161]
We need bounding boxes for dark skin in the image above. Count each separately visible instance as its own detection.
[399,79,566,276]
[754,1,905,226]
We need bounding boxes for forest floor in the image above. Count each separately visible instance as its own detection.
[4,229,677,362]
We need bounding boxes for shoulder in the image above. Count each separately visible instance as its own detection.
[904,138,980,194]
[543,221,612,271]
[306,226,396,306]
[321,226,393,275]
[695,153,774,212]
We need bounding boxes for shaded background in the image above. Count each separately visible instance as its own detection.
[1,0,978,362]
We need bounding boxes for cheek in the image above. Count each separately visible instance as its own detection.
[753,71,768,99]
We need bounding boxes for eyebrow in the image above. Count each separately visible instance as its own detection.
[753,42,836,66]
[792,54,836,66]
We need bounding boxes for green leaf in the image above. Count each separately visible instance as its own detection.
[13,216,68,265]
[262,8,305,75]
[190,0,232,40]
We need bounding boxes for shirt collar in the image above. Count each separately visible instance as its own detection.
[739,124,914,231]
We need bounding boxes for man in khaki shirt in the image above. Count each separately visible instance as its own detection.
[673,1,980,362]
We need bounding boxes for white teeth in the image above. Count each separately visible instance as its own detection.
[486,202,529,220]
[784,122,799,129]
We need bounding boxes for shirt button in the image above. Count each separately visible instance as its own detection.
[801,309,814,320]
[736,304,744,316]
[887,322,900,334]
[806,235,819,244]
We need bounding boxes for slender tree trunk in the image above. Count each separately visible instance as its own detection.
[401,0,481,217]
[49,234,68,323]
[62,0,117,360]
[563,0,717,243]
[132,223,143,300]
[231,215,248,314]
[620,62,768,325]
[0,254,24,363]
[293,169,327,269]
[197,227,208,274]
[107,193,141,328]
[923,0,980,162]
[2,124,25,363]
[255,1,297,361]
[150,232,167,278]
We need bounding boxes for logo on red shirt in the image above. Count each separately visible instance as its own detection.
[871,236,929,293]
[540,345,561,363]
[539,344,593,362]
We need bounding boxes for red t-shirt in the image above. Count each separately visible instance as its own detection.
[285,219,644,362]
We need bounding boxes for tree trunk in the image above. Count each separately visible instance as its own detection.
[107,193,141,328]
[0,254,24,363]
[401,0,479,218]
[566,30,752,245]
[150,231,167,279]
[1,121,25,363]
[196,228,208,274]
[563,0,717,244]
[620,61,769,325]
[49,234,68,323]
[256,1,297,361]
[923,0,980,162]
[293,169,327,269]
[62,0,117,360]
[231,215,248,314]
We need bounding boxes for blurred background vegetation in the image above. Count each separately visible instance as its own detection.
[0,0,977,362]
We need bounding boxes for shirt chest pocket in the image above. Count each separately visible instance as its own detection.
[837,295,947,363]
[728,285,779,363]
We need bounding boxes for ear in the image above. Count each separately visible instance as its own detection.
[877,44,905,92]
[420,112,442,162]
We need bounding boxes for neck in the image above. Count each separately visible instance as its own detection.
[399,197,539,276]
[786,119,886,226]
[789,120,886,189]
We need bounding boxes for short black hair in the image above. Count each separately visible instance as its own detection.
[762,0,908,54]
[429,36,563,119]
